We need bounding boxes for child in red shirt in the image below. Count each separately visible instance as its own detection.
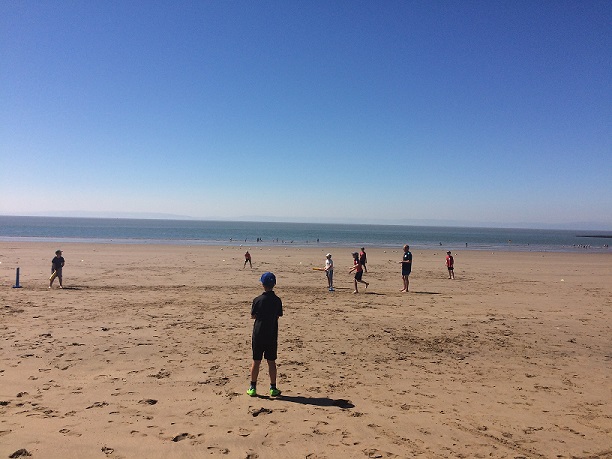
[445,251,454,279]
[349,252,369,293]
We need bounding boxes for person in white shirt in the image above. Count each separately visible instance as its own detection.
[324,253,334,291]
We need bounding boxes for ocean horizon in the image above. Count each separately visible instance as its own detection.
[0,216,610,253]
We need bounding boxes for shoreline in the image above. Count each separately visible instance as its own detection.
[1,237,610,254]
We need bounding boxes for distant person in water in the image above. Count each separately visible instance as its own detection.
[49,249,64,288]
[399,245,412,292]
[445,251,455,279]
[244,251,252,268]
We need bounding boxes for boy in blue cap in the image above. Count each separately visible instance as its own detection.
[247,272,283,397]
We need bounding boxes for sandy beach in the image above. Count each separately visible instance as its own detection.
[1,242,610,459]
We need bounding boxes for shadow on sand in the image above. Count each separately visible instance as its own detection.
[276,395,354,408]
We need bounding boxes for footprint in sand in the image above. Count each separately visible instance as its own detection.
[139,399,158,405]
[364,448,397,458]
[172,432,191,442]
[249,407,273,417]
[149,369,171,379]
[86,401,109,409]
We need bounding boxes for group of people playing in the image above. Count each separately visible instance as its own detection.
[323,245,454,293]
[323,247,369,294]
[247,246,455,398]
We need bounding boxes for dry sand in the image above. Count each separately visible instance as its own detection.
[1,242,611,459]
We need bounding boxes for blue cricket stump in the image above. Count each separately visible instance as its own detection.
[13,267,22,288]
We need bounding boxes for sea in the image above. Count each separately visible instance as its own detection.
[0,216,610,253]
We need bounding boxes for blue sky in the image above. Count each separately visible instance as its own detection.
[1,1,611,229]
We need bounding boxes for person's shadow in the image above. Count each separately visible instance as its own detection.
[274,395,354,408]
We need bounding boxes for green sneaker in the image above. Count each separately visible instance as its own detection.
[247,387,256,397]
[269,387,281,396]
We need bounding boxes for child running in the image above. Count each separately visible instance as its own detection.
[49,249,65,288]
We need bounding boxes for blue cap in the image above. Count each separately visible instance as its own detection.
[260,272,276,286]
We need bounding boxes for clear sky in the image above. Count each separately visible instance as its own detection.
[1,1,611,229]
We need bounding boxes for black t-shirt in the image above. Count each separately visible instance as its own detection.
[402,251,412,275]
[251,290,283,338]
[52,256,65,271]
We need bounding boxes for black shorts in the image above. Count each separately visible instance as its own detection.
[252,334,278,361]
[354,271,363,281]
